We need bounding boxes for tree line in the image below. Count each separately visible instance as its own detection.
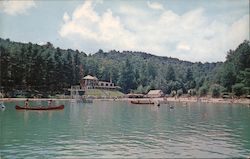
[0,38,249,98]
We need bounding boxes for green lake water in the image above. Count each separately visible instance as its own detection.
[0,101,250,158]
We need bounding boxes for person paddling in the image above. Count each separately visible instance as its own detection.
[25,99,29,108]
[48,99,52,107]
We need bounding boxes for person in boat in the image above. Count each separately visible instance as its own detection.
[169,105,174,109]
[48,99,52,107]
[24,99,29,108]
[0,103,5,109]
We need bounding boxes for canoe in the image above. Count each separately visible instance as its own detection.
[15,105,64,110]
[131,100,154,104]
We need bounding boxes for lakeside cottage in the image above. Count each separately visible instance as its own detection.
[147,90,164,98]
[67,75,121,98]
[80,75,120,90]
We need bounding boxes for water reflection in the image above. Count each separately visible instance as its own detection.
[0,101,250,158]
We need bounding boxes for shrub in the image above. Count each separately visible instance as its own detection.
[232,83,245,96]
[220,86,227,93]
[177,89,183,97]
[135,85,145,94]
[210,85,221,98]
[170,90,176,97]
[199,86,208,97]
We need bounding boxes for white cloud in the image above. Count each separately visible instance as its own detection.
[63,12,70,22]
[59,1,136,51]
[177,42,191,51]
[72,1,99,22]
[119,4,148,17]
[147,1,164,10]
[59,1,249,62]
[0,0,35,15]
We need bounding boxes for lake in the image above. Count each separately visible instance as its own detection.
[0,101,250,158]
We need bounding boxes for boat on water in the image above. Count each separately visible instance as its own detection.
[15,105,64,110]
[131,100,155,104]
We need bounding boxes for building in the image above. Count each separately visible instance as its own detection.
[146,90,164,98]
[80,75,120,90]
[82,75,98,89]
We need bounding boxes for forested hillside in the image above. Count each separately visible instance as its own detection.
[0,38,249,97]
[217,40,250,97]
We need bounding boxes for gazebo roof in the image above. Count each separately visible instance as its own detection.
[83,75,98,80]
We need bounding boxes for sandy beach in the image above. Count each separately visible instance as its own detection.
[165,97,250,105]
[92,97,250,105]
[0,98,71,102]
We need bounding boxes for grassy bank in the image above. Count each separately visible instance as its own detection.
[84,89,124,98]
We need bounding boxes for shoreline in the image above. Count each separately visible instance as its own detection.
[164,97,250,105]
[112,97,250,105]
[1,97,249,105]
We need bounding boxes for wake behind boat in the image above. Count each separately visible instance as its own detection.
[15,105,64,110]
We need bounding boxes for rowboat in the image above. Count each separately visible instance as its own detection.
[15,105,64,110]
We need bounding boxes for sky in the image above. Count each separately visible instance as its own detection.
[0,0,249,62]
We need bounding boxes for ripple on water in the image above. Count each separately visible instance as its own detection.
[1,102,250,158]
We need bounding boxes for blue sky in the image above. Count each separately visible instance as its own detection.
[0,0,249,62]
